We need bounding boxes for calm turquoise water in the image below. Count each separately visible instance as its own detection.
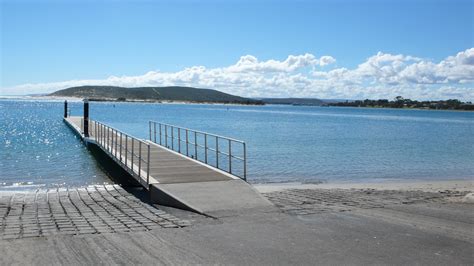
[1,99,473,188]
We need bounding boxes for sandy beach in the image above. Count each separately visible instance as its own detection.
[253,179,474,193]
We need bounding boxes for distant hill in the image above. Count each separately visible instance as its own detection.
[260,98,325,106]
[50,86,263,105]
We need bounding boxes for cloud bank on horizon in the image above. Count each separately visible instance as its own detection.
[3,48,474,101]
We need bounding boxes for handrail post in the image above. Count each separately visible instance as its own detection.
[125,135,128,166]
[64,100,68,118]
[186,129,189,156]
[165,125,168,147]
[228,139,232,173]
[105,125,107,150]
[243,142,247,181]
[119,132,122,161]
[159,124,162,145]
[116,131,119,157]
[107,126,110,151]
[149,121,151,141]
[204,134,208,164]
[111,129,113,153]
[139,141,142,180]
[216,136,219,168]
[131,139,134,172]
[178,128,181,153]
[110,129,113,152]
[114,130,118,158]
[83,99,89,137]
[147,144,150,185]
[154,122,157,143]
[194,131,197,159]
[115,130,117,156]
[171,126,174,150]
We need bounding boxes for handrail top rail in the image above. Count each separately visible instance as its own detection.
[94,120,150,146]
[149,120,245,144]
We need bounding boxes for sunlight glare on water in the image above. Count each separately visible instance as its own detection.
[0,100,110,189]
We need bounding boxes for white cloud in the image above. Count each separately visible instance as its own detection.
[398,48,474,84]
[2,49,473,101]
[318,56,336,66]
[226,53,324,73]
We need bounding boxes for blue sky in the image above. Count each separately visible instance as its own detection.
[1,0,473,99]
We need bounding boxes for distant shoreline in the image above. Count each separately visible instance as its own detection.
[50,95,266,106]
[326,105,474,112]
[0,95,264,106]
[83,97,264,105]
[2,95,474,111]
[328,98,474,111]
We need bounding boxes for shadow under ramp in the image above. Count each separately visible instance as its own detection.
[88,143,142,187]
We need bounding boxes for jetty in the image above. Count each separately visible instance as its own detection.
[62,100,272,216]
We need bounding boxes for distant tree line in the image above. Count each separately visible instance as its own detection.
[328,96,474,111]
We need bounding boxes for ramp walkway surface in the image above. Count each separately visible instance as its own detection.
[64,116,273,216]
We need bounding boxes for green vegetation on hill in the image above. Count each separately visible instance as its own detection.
[50,86,264,105]
[329,96,474,110]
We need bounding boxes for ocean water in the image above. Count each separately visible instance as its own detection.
[1,99,473,189]
[0,100,111,190]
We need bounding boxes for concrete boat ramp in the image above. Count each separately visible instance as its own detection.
[63,114,273,217]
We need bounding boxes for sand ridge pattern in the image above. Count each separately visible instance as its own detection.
[264,188,469,215]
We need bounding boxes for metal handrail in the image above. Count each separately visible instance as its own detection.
[91,120,151,187]
[152,121,245,143]
[148,121,247,181]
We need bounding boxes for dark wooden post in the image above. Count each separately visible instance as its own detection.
[64,100,68,118]
[84,99,89,137]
